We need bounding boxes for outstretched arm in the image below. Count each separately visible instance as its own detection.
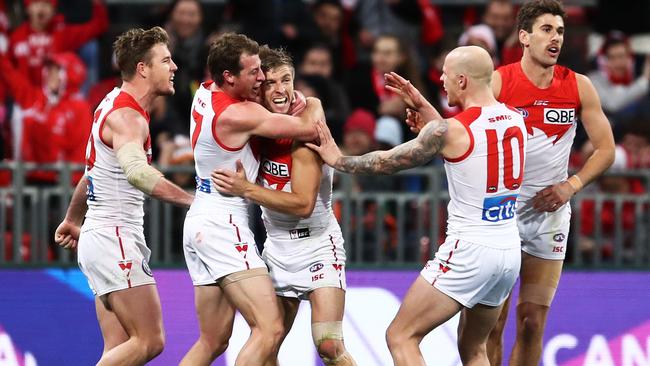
[384,71,442,122]
[307,119,448,175]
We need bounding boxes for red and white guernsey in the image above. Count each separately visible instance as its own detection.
[445,104,527,248]
[188,81,260,216]
[257,137,335,230]
[84,88,152,228]
[497,62,581,201]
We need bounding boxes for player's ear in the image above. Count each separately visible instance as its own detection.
[519,29,530,48]
[223,70,235,85]
[136,61,148,79]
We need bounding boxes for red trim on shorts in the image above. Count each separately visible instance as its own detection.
[432,239,460,286]
[329,234,343,289]
[229,214,242,242]
[116,226,125,259]
[115,226,131,288]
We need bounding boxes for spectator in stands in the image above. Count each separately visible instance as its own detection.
[587,31,650,129]
[298,44,350,142]
[482,0,522,66]
[0,1,10,180]
[424,41,460,118]
[346,34,427,124]
[458,24,498,61]
[9,0,108,88]
[310,0,355,76]
[0,52,91,185]
[164,0,205,130]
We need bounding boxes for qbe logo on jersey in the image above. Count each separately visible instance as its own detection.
[544,108,575,125]
[482,194,517,222]
[262,159,289,178]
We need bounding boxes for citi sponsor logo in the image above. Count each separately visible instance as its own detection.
[544,108,576,125]
[262,159,289,178]
[482,194,517,222]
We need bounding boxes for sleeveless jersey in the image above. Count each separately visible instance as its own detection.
[188,81,260,216]
[497,62,581,200]
[84,88,152,228]
[444,104,527,248]
[257,137,335,230]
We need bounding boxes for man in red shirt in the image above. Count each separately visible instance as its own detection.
[0,51,91,184]
[9,0,108,87]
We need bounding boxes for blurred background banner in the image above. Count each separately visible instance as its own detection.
[1,269,649,366]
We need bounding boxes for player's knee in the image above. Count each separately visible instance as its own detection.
[386,324,407,352]
[143,332,165,359]
[199,332,229,357]
[518,305,547,341]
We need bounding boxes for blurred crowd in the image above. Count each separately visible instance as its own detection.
[1,0,649,264]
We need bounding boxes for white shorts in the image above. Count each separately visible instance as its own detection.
[420,238,520,308]
[263,223,347,300]
[517,202,571,260]
[77,225,155,297]
[183,213,267,286]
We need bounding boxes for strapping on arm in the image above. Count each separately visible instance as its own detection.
[116,142,163,195]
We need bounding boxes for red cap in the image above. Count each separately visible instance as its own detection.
[344,109,376,138]
[24,0,57,8]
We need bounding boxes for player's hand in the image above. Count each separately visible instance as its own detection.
[54,219,80,250]
[532,181,576,212]
[305,120,343,168]
[406,108,428,134]
[289,90,306,116]
[384,72,430,111]
[211,160,250,197]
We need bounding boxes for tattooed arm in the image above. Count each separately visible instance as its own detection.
[307,119,449,175]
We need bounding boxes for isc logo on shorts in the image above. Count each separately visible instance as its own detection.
[482,194,517,222]
[544,108,575,125]
[262,159,289,178]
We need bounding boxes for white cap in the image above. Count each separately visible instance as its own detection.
[374,116,403,147]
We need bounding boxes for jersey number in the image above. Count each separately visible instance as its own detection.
[485,127,524,193]
[191,108,203,150]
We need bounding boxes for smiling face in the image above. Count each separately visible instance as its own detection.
[230,52,265,101]
[261,65,294,114]
[145,43,178,96]
[520,13,565,68]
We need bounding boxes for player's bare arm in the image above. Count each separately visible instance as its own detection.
[307,118,450,175]
[532,74,615,212]
[385,71,442,133]
[212,143,322,218]
[108,108,194,208]
[491,70,503,99]
[54,176,89,250]
[223,97,322,142]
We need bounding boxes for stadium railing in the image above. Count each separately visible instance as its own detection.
[1,161,648,268]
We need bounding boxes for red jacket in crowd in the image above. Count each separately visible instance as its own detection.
[9,0,108,87]
[0,52,92,184]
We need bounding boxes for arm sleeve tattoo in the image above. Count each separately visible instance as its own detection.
[334,119,449,174]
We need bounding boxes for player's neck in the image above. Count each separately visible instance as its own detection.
[521,55,555,89]
[461,87,499,110]
[215,83,244,101]
[120,81,156,112]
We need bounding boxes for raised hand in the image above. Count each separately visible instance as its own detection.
[384,72,431,111]
[305,120,343,168]
[406,108,427,134]
[289,90,307,116]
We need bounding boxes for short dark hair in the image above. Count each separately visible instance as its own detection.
[207,33,260,86]
[260,45,294,73]
[113,26,169,81]
[517,0,566,33]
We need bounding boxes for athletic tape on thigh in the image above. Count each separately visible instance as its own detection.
[518,283,557,307]
[219,267,268,287]
[312,321,344,347]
